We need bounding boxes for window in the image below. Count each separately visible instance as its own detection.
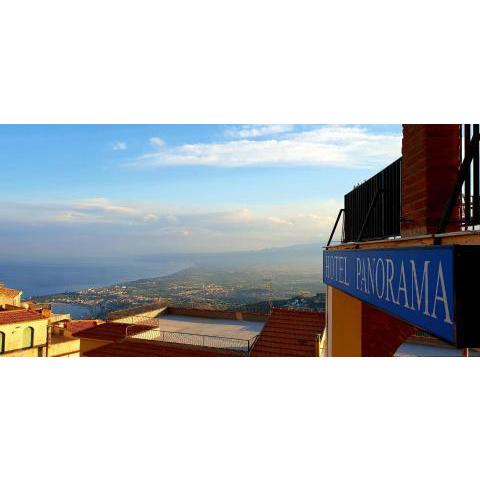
[0,331,5,353]
[22,327,34,349]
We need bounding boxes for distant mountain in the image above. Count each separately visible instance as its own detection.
[136,242,324,272]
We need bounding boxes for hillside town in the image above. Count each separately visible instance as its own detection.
[32,267,325,317]
[0,280,326,357]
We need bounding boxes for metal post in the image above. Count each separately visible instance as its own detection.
[356,189,383,242]
[438,129,476,234]
[473,125,480,225]
[327,209,344,246]
[464,125,471,225]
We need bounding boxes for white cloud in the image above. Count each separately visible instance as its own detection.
[54,211,91,222]
[268,216,293,225]
[149,136,165,147]
[225,124,294,139]
[75,198,139,216]
[0,198,342,253]
[130,125,401,169]
[11,198,149,225]
[143,213,159,223]
[113,141,127,151]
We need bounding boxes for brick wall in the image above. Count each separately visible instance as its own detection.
[401,125,461,236]
[361,303,416,356]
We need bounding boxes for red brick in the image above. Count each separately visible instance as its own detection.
[362,304,416,356]
[401,124,460,236]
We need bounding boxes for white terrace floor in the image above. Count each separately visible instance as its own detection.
[118,313,265,345]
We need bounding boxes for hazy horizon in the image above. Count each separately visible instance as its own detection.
[0,241,326,296]
[0,124,402,259]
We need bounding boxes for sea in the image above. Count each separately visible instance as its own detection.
[51,302,94,319]
[0,257,190,298]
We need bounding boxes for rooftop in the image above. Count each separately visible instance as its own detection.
[107,306,266,351]
[65,320,100,335]
[0,308,45,326]
[76,310,265,352]
[0,286,21,297]
[73,322,155,342]
[251,308,325,356]
[77,307,324,357]
[84,338,243,357]
[128,313,265,340]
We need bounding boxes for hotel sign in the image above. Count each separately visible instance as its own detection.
[323,246,480,347]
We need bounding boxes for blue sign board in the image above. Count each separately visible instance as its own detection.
[323,247,455,343]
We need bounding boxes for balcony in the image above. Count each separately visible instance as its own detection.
[328,124,480,245]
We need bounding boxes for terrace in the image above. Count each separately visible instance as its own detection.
[121,311,265,353]
[74,306,268,354]
[80,307,325,357]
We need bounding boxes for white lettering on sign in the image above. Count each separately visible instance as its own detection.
[324,253,452,325]
[409,260,430,316]
[432,262,452,325]
[324,254,350,287]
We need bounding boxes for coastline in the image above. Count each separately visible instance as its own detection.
[51,302,97,319]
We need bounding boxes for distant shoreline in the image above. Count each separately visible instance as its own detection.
[1,257,193,299]
[31,266,193,301]
[51,302,96,319]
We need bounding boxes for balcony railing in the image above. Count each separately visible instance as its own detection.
[328,157,401,244]
[125,324,259,353]
[328,125,480,244]
[438,124,480,233]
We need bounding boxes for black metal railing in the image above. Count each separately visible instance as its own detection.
[327,125,480,244]
[124,324,259,353]
[341,157,401,243]
[438,124,480,233]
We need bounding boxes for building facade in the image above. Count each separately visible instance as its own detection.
[324,124,480,356]
[0,284,22,307]
[0,284,97,357]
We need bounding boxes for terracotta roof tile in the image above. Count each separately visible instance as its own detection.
[75,307,325,357]
[251,308,325,357]
[72,322,155,341]
[0,309,45,325]
[66,320,100,335]
[74,308,325,357]
[84,338,242,357]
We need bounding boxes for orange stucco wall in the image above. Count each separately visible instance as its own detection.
[328,287,362,357]
[79,338,112,355]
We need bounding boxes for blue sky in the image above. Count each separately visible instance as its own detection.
[0,124,402,258]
